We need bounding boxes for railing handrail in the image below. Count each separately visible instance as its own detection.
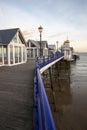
[36,51,64,69]
[34,51,64,130]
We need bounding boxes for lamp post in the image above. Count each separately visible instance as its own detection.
[56,41,58,51]
[38,25,43,57]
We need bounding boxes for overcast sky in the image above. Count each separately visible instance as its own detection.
[0,0,87,52]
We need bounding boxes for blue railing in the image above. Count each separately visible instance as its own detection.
[36,51,64,69]
[34,51,64,130]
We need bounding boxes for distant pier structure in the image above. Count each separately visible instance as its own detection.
[61,38,79,61]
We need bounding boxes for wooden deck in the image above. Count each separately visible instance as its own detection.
[0,60,35,130]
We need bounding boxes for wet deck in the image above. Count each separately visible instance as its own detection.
[0,60,35,130]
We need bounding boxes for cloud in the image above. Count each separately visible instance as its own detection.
[47,0,53,4]
[48,32,67,38]
[0,7,4,17]
[0,0,87,52]
[22,29,35,36]
[22,28,37,38]
[0,2,43,29]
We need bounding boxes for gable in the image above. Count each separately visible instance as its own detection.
[27,40,39,48]
[0,28,26,46]
[27,40,48,49]
[18,31,26,45]
[31,43,36,47]
[11,33,17,43]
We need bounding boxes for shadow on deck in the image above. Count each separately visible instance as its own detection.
[0,60,35,130]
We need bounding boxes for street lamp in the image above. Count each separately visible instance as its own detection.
[38,25,43,57]
[56,41,58,51]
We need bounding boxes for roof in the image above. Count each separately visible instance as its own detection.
[38,41,48,48]
[27,39,48,48]
[28,40,39,48]
[64,39,70,44]
[0,28,19,44]
[48,44,55,50]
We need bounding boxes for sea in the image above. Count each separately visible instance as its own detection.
[68,53,87,130]
[43,52,87,130]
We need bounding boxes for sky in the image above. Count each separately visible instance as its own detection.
[0,0,87,52]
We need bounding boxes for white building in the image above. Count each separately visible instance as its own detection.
[61,39,74,61]
[48,44,56,55]
[27,40,48,58]
[0,28,27,66]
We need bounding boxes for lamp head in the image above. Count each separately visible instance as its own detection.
[38,25,43,33]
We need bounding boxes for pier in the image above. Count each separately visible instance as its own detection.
[0,51,64,130]
[0,59,35,130]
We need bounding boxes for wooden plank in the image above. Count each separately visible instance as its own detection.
[0,60,35,130]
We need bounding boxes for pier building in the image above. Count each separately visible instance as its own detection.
[61,39,74,61]
[27,40,48,59]
[0,28,27,66]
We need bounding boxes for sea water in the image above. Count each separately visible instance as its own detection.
[43,53,87,130]
[68,53,87,130]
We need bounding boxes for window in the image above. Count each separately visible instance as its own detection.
[0,46,2,64]
[27,49,31,58]
[31,43,36,47]
[10,46,13,64]
[19,47,21,62]
[35,49,37,57]
[23,47,25,61]
[31,49,33,58]
[15,46,18,63]
[3,46,8,64]
[27,42,29,47]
